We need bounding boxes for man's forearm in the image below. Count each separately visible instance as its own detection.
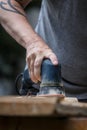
[0,0,39,48]
[0,0,58,82]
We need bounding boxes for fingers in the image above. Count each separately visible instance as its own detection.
[44,51,58,65]
[26,43,58,83]
[27,53,42,83]
[27,52,58,83]
[34,56,43,82]
[48,53,58,65]
[28,54,38,83]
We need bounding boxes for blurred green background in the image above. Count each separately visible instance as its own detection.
[0,0,41,95]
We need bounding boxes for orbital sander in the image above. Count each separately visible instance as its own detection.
[37,59,65,97]
[15,59,65,97]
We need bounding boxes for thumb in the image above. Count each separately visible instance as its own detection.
[46,52,58,65]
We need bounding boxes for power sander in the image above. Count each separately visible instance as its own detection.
[15,59,65,97]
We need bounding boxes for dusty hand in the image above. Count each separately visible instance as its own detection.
[26,37,58,83]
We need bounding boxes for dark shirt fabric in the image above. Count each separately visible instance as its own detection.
[35,0,87,99]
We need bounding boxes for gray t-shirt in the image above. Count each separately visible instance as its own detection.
[35,0,87,99]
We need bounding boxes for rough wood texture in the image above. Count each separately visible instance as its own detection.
[56,98,87,117]
[0,96,87,130]
[0,96,58,116]
[0,96,87,117]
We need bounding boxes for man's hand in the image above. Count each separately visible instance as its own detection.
[26,35,58,83]
[0,0,58,83]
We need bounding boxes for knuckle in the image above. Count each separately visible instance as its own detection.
[34,61,40,68]
[26,53,35,60]
[47,52,56,58]
[34,57,42,68]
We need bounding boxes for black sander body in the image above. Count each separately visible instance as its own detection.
[16,59,65,97]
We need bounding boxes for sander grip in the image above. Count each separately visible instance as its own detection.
[38,59,65,96]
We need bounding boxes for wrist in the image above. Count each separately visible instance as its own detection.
[24,33,42,49]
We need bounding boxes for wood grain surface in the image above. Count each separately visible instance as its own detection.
[0,96,87,117]
[0,96,87,130]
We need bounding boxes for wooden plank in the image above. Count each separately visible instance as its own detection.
[56,97,87,117]
[0,96,87,117]
[0,96,58,116]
